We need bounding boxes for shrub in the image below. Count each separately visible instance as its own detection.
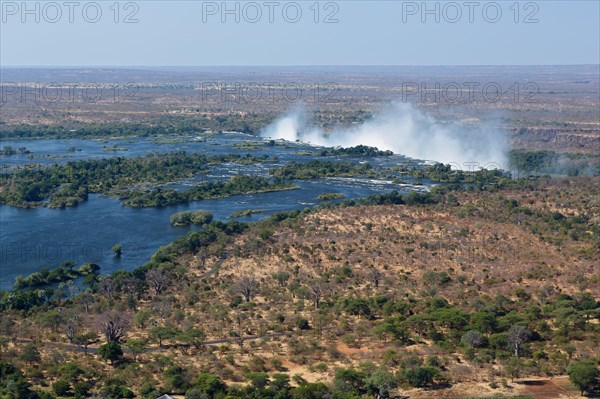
[52,379,71,396]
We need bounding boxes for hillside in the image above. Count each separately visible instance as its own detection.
[0,177,598,399]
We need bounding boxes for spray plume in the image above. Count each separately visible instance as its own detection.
[261,102,508,169]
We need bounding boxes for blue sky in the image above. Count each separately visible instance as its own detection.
[1,1,599,66]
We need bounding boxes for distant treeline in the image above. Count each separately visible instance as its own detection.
[0,114,274,139]
[402,163,511,185]
[509,150,599,176]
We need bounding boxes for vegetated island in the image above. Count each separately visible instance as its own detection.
[0,152,277,208]
[13,261,100,290]
[122,175,298,208]
[315,145,394,157]
[270,160,377,180]
[170,210,214,226]
[316,192,346,201]
[0,146,31,155]
[229,209,265,218]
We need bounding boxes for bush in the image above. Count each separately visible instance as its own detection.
[52,379,71,396]
[404,367,440,388]
[296,318,311,330]
[73,381,92,397]
[99,385,134,399]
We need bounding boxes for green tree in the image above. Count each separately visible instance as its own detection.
[52,379,71,396]
[73,332,98,354]
[504,357,524,382]
[98,342,123,365]
[366,370,397,399]
[19,344,41,365]
[124,338,147,362]
[73,381,92,397]
[404,367,440,388]
[112,244,123,257]
[149,326,177,347]
[178,328,206,350]
[246,372,270,390]
[193,373,227,397]
[290,383,331,399]
[567,360,599,395]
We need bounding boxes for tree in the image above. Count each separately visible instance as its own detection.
[507,325,530,357]
[19,343,41,365]
[73,331,98,354]
[63,315,81,343]
[404,367,439,388]
[290,382,330,399]
[270,373,291,393]
[124,338,147,362]
[272,270,290,287]
[73,381,92,397]
[112,244,123,257]
[76,290,94,313]
[333,368,366,394]
[98,311,129,343]
[98,341,123,365]
[307,280,327,309]
[345,298,372,319]
[193,373,227,397]
[470,310,498,334]
[568,360,599,395]
[178,328,206,350]
[504,357,524,382]
[133,309,152,329]
[98,277,118,301]
[146,268,170,296]
[236,276,259,302]
[366,371,397,399]
[149,326,177,347]
[52,379,71,396]
[246,372,270,390]
[461,330,485,348]
[368,268,383,288]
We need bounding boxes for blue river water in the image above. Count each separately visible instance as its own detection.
[0,133,429,289]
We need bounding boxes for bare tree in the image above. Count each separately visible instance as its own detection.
[122,277,140,296]
[98,311,130,343]
[66,280,79,298]
[236,276,259,302]
[153,299,173,321]
[63,315,81,344]
[146,268,170,296]
[507,325,530,357]
[197,252,209,269]
[307,280,327,309]
[368,268,383,288]
[77,290,94,313]
[98,277,118,301]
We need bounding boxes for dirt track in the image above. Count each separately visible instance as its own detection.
[518,379,573,399]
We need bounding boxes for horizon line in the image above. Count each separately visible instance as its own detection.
[1,64,599,68]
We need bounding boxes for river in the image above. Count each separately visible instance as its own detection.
[0,132,429,289]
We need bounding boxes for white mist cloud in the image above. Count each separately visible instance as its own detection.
[260,102,508,169]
